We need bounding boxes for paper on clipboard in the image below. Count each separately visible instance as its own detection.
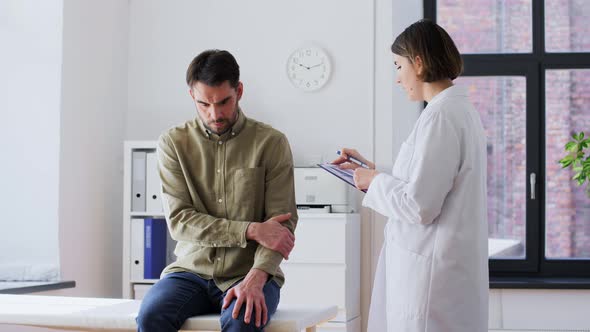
[317,163,367,193]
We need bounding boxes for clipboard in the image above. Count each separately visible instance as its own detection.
[317,163,367,193]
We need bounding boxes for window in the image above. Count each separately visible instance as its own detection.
[426,0,590,277]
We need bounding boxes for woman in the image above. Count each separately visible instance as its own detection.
[333,19,488,331]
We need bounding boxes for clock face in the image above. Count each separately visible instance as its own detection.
[287,46,331,92]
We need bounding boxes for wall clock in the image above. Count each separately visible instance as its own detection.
[287,46,332,92]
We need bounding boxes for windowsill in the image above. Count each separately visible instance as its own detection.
[0,280,75,294]
[490,276,590,289]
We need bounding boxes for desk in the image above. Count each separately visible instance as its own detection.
[0,281,75,294]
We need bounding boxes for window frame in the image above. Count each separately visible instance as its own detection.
[425,0,590,278]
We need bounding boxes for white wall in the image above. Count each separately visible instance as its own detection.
[488,289,590,330]
[57,0,128,297]
[0,0,62,272]
[125,0,373,165]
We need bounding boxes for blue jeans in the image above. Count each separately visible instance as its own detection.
[136,272,280,332]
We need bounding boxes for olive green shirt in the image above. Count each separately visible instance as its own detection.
[157,109,298,291]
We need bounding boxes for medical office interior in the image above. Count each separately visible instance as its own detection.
[1,0,590,331]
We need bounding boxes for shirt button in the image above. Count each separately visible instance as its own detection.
[213,243,217,247]
[217,169,221,173]
[218,198,223,203]
[231,132,235,136]
[217,257,221,261]
[218,141,223,145]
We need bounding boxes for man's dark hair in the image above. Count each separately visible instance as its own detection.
[391,19,463,82]
[186,49,240,88]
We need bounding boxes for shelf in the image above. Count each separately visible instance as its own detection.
[129,212,165,218]
[123,141,162,299]
[129,279,159,284]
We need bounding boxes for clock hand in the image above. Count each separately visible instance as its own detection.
[309,62,324,69]
[297,63,310,70]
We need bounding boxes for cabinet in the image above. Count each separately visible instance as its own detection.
[279,213,360,332]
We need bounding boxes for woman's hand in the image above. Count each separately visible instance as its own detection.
[331,148,375,170]
[354,168,379,190]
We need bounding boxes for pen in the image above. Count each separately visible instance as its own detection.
[337,150,370,169]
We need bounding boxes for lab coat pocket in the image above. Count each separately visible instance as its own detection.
[385,239,431,326]
[392,141,414,182]
[233,167,265,221]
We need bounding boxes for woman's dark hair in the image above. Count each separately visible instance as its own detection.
[391,19,463,82]
[186,49,240,88]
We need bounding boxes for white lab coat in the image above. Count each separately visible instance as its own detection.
[364,86,489,332]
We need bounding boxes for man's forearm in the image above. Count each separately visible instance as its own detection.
[243,268,269,289]
[165,208,250,247]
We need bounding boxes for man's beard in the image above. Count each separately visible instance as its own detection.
[202,105,239,135]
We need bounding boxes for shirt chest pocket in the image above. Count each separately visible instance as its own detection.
[232,167,265,221]
[392,141,414,182]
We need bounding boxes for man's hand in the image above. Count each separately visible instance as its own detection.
[222,269,269,327]
[246,213,295,259]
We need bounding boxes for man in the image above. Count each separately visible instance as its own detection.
[136,49,298,332]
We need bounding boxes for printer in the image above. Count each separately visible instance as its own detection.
[294,167,355,213]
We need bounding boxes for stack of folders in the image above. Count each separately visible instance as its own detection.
[130,218,172,280]
[132,150,163,213]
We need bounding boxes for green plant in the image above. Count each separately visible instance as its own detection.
[559,131,590,196]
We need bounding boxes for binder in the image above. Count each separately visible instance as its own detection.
[144,218,167,279]
[131,151,147,212]
[130,218,144,281]
[145,151,163,212]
